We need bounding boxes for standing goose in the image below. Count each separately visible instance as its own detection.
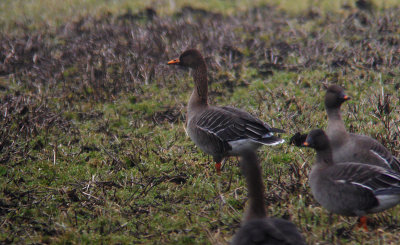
[325,85,400,172]
[232,150,305,245]
[167,49,284,174]
[301,129,400,230]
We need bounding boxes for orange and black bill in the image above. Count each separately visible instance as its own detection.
[167,58,180,65]
[343,95,350,100]
[302,142,309,147]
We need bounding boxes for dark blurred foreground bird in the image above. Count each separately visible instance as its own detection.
[231,150,306,245]
[324,85,400,172]
[167,49,284,174]
[299,129,400,230]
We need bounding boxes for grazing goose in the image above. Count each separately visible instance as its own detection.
[301,129,400,230]
[325,85,400,172]
[232,150,306,245]
[167,49,284,174]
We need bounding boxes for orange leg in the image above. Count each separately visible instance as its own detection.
[356,216,368,232]
[215,162,222,175]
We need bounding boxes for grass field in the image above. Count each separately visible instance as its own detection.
[1,0,400,244]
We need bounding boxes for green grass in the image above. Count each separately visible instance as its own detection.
[1,0,400,244]
[1,0,400,31]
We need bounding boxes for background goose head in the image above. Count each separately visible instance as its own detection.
[167,49,205,68]
[324,85,350,109]
[302,129,331,151]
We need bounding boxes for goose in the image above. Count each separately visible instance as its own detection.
[301,129,400,230]
[167,49,284,174]
[232,150,306,245]
[325,85,400,172]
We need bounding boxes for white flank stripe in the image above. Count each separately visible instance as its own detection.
[265,138,285,146]
[351,182,374,191]
[262,132,273,137]
[370,150,391,168]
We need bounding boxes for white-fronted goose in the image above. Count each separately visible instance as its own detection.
[301,129,400,230]
[232,150,305,245]
[167,49,284,174]
[325,85,400,172]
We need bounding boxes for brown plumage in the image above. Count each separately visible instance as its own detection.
[232,150,306,245]
[325,85,400,172]
[301,129,400,229]
[167,49,284,173]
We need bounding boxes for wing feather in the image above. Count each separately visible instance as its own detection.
[354,134,400,172]
[331,163,400,195]
[196,107,283,144]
